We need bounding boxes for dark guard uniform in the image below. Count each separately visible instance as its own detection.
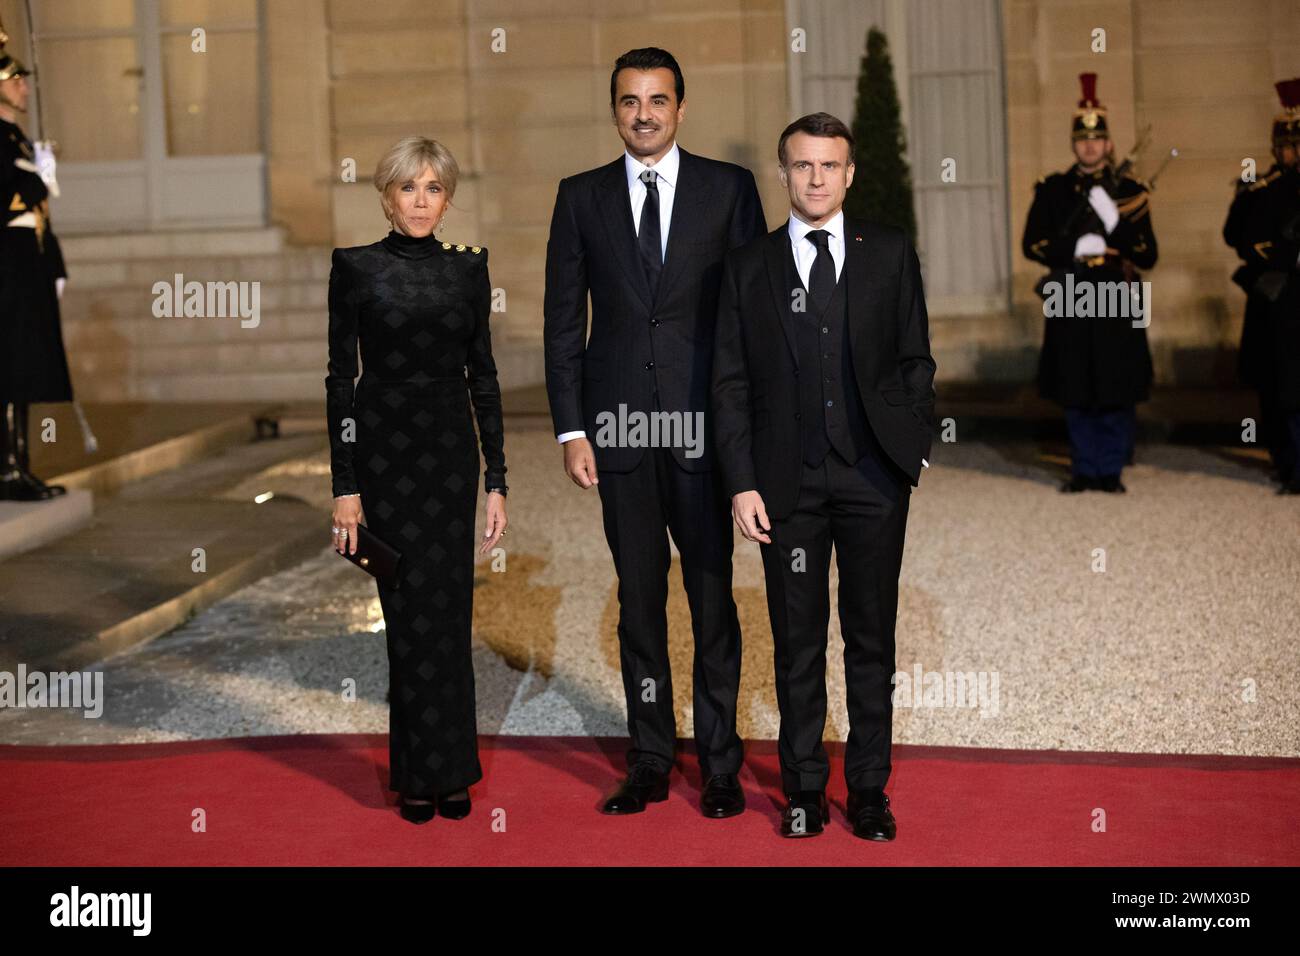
[1022,73,1158,491]
[0,28,73,500]
[1223,78,1300,493]
[326,230,506,799]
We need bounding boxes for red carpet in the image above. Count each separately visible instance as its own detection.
[1,735,1296,866]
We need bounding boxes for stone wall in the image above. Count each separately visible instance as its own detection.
[317,0,790,348]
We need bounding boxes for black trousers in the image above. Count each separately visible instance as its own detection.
[596,444,743,777]
[759,444,911,794]
[1258,387,1300,484]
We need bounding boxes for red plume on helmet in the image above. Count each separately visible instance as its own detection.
[1072,72,1108,140]
[1078,72,1100,108]
[1273,78,1300,147]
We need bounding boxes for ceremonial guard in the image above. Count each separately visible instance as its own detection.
[1223,79,1300,494]
[0,20,72,501]
[1022,73,1158,493]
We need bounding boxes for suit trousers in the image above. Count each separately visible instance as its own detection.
[1258,387,1300,483]
[1064,405,1136,477]
[759,445,910,794]
[596,444,744,777]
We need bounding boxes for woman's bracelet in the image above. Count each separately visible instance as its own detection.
[334,493,360,499]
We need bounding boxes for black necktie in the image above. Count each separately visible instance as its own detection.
[806,229,834,314]
[638,169,662,295]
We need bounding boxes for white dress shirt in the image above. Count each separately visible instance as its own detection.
[787,208,845,289]
[557,143,682,444]
[626,140,679,262]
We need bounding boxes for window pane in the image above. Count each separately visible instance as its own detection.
[37,37,143,161]
[161,30,259,156]
[38,0,136,31]
[160,0,257,28]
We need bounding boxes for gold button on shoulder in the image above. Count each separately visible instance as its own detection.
[441,241,452,250]
[455,243,466,252]
[471,246,481,254]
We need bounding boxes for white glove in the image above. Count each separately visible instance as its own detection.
[1073,233,1107,257]
[56,277,66,300]
[1087,185,1119,233]
[36,143,60,198]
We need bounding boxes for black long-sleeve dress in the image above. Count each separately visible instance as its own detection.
[326,228,506,799]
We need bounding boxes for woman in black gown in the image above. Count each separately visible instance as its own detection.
[327,136,507,824]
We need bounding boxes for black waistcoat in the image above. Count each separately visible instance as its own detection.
[787,247,871,467]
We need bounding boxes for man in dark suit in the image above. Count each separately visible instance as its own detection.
[711,112,935,840]
[544,48,766,816]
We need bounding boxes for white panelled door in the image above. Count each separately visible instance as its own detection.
[29,0,264,233]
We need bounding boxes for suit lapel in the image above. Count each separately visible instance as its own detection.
[762,227,800,370]
[653,147,707,310]
[844,217,889,379]
[595,157,653,312]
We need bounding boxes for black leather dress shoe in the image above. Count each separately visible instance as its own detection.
[846,786,897,841]
[21,470,66,497]
[1059,474,1093,493]
[0,473,49,501]
[1097,474,1127,493]
[601,764,670,815]
[780,790,829,837]
[398,796,436,824]
[700,773,745,818]
[437,790,471,820]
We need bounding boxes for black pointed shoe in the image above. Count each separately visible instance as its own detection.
[600,763,670,815]
[398,795,436,824]
[20,470,66,497]
[0,472,51,501]
[700,773,745,818]
[1097,474,1127,493]
[437,790,471,820]
[780,790,829,837]
[1059,474,1093,493]
[846,786,897,842]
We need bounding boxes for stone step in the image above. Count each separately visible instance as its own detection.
[130,341,328,375]
[0,491,95,562]
[133,342,543,401]
[50,408,285,497]
[63,249,334,290]
[61,227,288,262]
[62,308,326,347]
[60,281,327,318]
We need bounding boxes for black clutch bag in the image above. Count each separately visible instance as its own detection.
[339,523,402,589]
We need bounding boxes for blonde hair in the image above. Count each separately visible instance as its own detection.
[374,136,459,221]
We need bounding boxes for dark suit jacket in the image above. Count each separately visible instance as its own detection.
[544,145,766,473]
[711,216,937,519]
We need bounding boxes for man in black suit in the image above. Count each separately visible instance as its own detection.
[544,48,766,816]
[711,113,935,840]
